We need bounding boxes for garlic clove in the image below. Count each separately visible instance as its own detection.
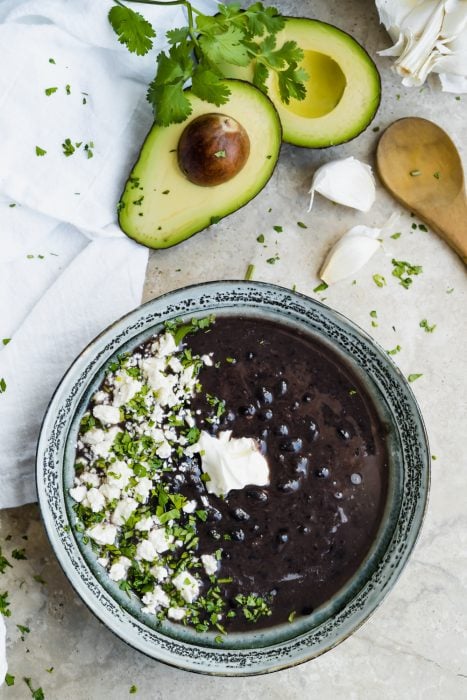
[320,227,381,284]
[308,157,376,212]
[319,214,400,285]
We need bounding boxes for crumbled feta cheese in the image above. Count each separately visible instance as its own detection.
[111,498,138,526]
[168,356,183,373]
[155,332,177,357]
[135,516,156,532]
[99,483,121,502]
[109,557,132,582]
[172,571,200,604]
[134,477,153,501]
[93,391,108,404]
[112,372,142,408]
[83,487,106,513]
[87,522,117,546]
[93,404,121,425]
[150,565,169,582]
[136,539,157,562]
[150,405,164,425]
[201,554,218,576]
[141,586,170,614]
[168,606,187,621]
[97,556,109,568]
[81,426,121,458]
[148,527,173,554]
[156,441,172,459]
[69,484,87,503]
[78,471,101,488]
[106,460,133,489]
[201,354,213,366]
[182,499,197,514]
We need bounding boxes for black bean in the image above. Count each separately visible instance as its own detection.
[309,420,319,440]
[258,409,273,421]
[238,404,256,417]
[245,351,255,360]
[277,479,300,492]
[231,528,245,542]
[298,525,311,534]
[337,427,352,440]
[315,467,330,479]
[246,488,268,502]
[302,392,313,403]
[291,400,300,411]
[279,438,303,452]
[295,457,308,475]
[207,508,222,522]
[273,424,289,436]
[256,386,273,404]
[208,529,221,540]
[277,529,289,544]
[231,507,250,521]
[276,379,288,396]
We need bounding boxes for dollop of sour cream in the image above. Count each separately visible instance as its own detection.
[197,430,270,498]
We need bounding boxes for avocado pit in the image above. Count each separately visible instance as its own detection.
[178,113,250,187]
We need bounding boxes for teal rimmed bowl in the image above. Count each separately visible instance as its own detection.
[36,281,430,675]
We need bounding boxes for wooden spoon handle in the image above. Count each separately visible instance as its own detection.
[420,192,467,264]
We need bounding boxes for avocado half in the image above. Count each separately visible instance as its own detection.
[220,18,381,148]
[118,80,281,249]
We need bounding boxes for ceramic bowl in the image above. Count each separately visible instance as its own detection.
[36,281,430,675]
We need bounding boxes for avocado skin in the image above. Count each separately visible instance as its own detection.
[118,79,282,250]
[219,17,381,149]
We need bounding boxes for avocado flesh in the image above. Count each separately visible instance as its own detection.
[118,80,281,249]
[220,18,381,148]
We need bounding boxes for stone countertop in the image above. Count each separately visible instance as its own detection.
[1,0,467,697]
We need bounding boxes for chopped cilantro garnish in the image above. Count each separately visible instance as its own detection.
[12,548,27,560]
[5,673,15,686]
[210,215,221,225]
[0,547,12,574]
[62,138,76,157]
[391,259,422,289]
[288,610,296,623]
[387,345,401,355]
[433,171,440,179]
[418,224,428,232]
[297,221,307,229]
[1,338,9,346]
[129,686,138,694]
[245,263,255,280]
[44,87,58,96]
[48,57,55,64]
[256,234,265,243]
[23,677,45,700]
[313,282,328,293]
[0,590,11,616]
[390,232,401,240]
[65,84,71,95]
[273,225,283,233]
[214,150,226,158]
[408,373,423,383]
[35,146,47,157]
[0,378,6,394]
[370,310,377,318]
[419,319,436,333]
[372,274,386,288]
[266,254,279,264]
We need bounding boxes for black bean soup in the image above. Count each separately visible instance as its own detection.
[179,316,389,630]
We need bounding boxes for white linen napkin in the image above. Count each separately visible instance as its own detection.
[0,0,201,509]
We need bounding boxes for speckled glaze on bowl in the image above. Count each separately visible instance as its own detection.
[36,281,430,676]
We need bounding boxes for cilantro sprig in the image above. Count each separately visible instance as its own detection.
[108,0,307,126]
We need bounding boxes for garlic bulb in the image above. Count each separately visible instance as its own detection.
[308,157,376,212]
[376,0,467,92]
[319,213,399,285]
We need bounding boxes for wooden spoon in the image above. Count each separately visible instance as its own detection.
[376,117,467,264]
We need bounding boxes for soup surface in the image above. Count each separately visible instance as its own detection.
[72,315,388,636]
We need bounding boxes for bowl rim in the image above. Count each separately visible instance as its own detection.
[36,280,430,676]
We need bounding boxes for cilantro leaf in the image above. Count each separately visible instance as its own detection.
[108,5,155,56]
[191,66,231,106]
[277,64,307,103]
[252,61,269,92]
[166,27,190,45]
[243,2,285,36]
[147,46,194,125]
[199,26,250,66]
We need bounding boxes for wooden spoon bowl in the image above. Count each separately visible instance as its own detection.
[376,117,467,264]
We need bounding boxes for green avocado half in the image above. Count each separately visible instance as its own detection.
[118,80,281,249]
[220,18,381,148]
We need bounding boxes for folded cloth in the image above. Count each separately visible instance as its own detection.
[0,0,207,508]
